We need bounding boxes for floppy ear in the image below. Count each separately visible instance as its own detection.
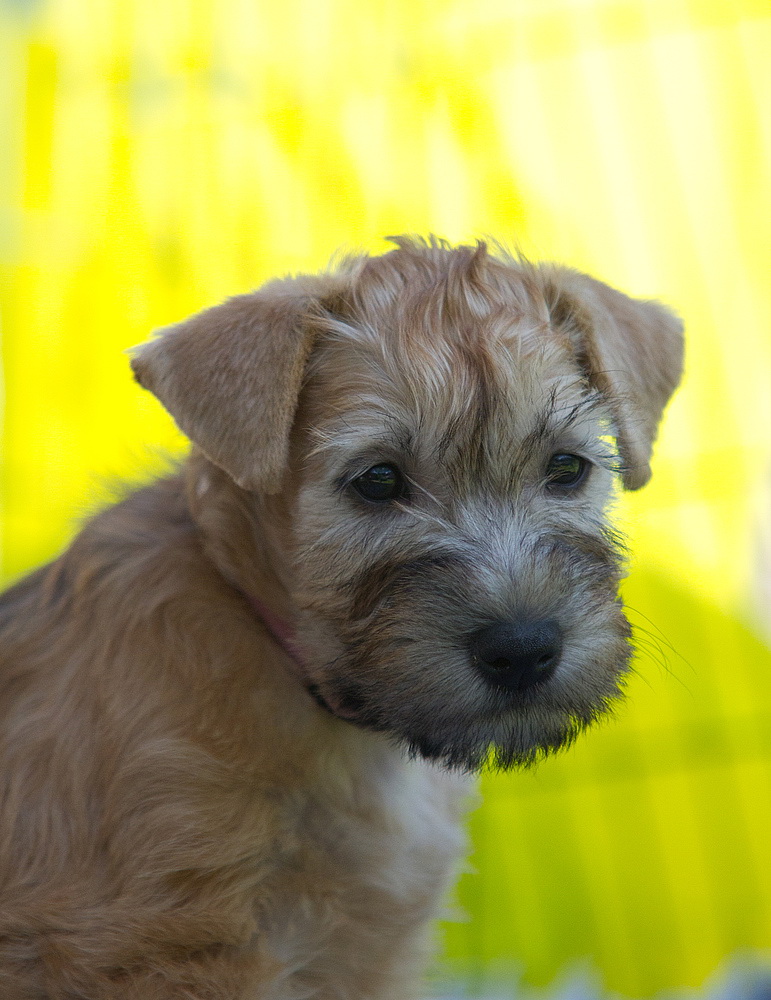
[545,269,684,490]
[131,276,333,493]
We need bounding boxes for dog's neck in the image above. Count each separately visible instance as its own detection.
[185,452,293,595]
[244,590,303,670]
[244,590,351,720]
[183,456,348,721]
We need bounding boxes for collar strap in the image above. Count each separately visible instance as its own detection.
[245,593,304,669]
[244,592,339,717]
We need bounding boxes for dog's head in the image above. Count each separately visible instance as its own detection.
[132,238,683,771]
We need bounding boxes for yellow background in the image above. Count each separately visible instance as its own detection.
[2,0,770,995]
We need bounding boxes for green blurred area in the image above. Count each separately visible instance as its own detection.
[446,564,771,993]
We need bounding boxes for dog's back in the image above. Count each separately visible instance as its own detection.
[0,480,276,995]
[0,480,216,991]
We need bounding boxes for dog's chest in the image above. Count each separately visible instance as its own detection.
[258,745,471,996]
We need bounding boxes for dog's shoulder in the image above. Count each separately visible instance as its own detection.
[0,472,260,743]
[1,471,226,624]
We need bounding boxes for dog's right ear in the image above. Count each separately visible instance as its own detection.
[543,269,684,491]
[131,277,333,493]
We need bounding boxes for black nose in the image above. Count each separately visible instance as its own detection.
[470,619,562,691]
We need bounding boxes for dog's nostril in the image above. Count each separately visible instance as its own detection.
[470,619,562,692]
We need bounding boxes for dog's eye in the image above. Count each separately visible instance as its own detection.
[351,464,407,504]
[545,453,588,488]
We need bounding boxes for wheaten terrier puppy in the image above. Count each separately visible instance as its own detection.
[0,238,683,998]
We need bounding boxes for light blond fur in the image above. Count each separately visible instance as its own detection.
[0,237,683,998]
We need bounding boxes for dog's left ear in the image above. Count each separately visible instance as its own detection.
[545,270,684,490]
[130,275,335,493]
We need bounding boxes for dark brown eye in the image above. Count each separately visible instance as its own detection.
[546,453,588,488]
[351,464,406,504]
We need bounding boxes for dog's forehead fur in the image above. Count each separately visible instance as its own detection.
[303,242,613,493]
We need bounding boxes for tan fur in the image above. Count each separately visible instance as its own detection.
[0,237,683,998]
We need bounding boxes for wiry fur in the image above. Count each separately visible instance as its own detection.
[0,237,683,997]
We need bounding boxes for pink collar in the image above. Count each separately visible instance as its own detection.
[244,592,345,719]
[244,592,305,673]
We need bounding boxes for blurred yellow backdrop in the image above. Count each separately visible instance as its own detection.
[1,0,770,995]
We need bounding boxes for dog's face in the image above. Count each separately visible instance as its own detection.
[289,256,631,771]
[132,239,683,772]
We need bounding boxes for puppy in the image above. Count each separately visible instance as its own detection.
[0,238,683,998]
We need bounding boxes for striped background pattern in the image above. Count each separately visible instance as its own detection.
[1,0,770,995]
